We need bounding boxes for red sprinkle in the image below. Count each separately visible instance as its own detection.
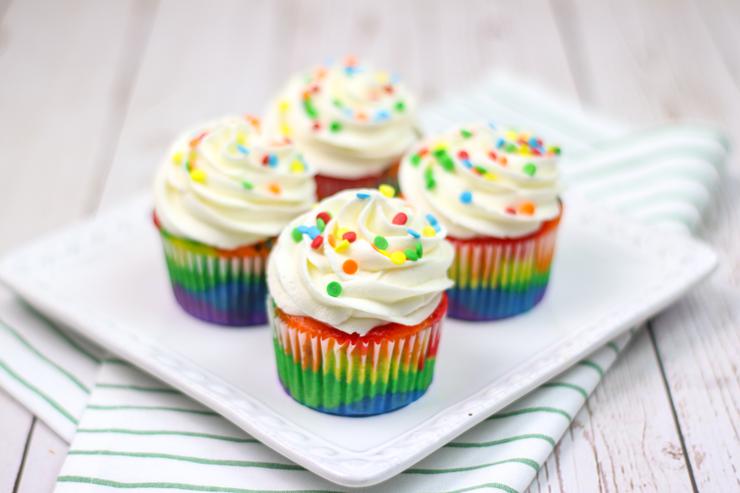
[418,147,429,157]
[488,150,498,161]
[261,155,270,165]
[316,211,332,224]
[312,121,321,131]
[392,212,408,225]
[457,150,469,160]
[505,206,517,215]
[311,235,323,249]
[342,231,357,243]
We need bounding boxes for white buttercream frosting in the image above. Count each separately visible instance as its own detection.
[263,57,420,179]
[399,122,562,239]
[267,188,454,334]
[154,115,317,249]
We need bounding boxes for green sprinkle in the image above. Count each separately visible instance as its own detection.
[404,248,419,261]
[415,241,423,259]
[303,98,318,119]
[505,143,518,153]
[460,129,473,138]
[395,101,406,112]
[374,235,389,250]
[553,146,562,155]
[291,228,303,243]
[439,154,455,172]
[410,154,422,167]
[241,180,253,190]
[424,167,436,190]
[523,162,537,177]
[432,148,446,158]
[474,165,487,175]
[327,281,342,297]
[316,218,326,232]
[332,98,343,108]
[330,121,342,132]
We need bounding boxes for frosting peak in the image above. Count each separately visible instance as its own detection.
[263,57,420,178]
[267,187,454,334]
[399,123,562,239]
[154,115,316,249]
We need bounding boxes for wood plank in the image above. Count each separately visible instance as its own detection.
[0,0,153,253]
[13,421,68,493]
[0,388,33,493]
[555,0,740,490]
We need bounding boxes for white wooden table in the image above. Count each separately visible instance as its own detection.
[1,1,738,491]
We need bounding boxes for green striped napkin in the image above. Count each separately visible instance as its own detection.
[0,73,728,492]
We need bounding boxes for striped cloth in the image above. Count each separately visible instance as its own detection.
[0,73,727,493]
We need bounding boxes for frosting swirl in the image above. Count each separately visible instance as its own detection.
[263,57,420,179]
[154,115,316,249]
[399,123,562,238]
[267,187,454,334]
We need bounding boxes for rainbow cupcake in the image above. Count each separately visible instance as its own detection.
[263,57,420,199]
[154,115,316,327]
[266,187,453,415]
[399,123,562,321]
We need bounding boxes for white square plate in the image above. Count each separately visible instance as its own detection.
[0,192,716,487]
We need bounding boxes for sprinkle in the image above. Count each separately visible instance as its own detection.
[426,214,438,226]
[379,184,395,198]
[241,180,254,190]
[462,159,473,169]
[392,212,407,225]
[460,129,473,138]
[356,192,370,199]
[237,145,250,155]
[316,211,332,224]
[459,190,473,204]
[268,182,281,195]
[422,225,436,237]
[316,218,326,232]
[488,120,497,130]
[305,226,320,239]
[416,241,423,258]
[434,150,456,172]
[268,154,278,167]
[424,167,436,190]
[410,153,422,167]
[505,206,517,215]
[303,98,318,119]
[172,151,184,165]
[278,100,290,112]
[407,228,420,239]
[457,150,469,160]
[342,231,357,243]
[505,129,518,141]
[291,228,303,242]
[261,155,269,165]
[474,165,487,175]
[334,239,350,253]
[404,248,419,261]
[190,168,206,183]
[355,111,368,122]
[374,109,390,122]
[499,156,508,165]
[330,121,342,132]
[523,162,537,177]
[395,101,406,112]
[290,159,305,173]
[327,281,342,297]
[390,251,406,265]
[189,131,208,148]
[311,235,324,249]
[484,172,498,181]
[328,235,336,247]
[235,130,247,145]
[342,259,358,275]
[312,121,321,131]
[497,138,506,149]
[488,150,497,161]
[374,236,389,250]
[519,201,536,215]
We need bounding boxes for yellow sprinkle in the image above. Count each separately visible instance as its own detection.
[422,225,436,237]
[378,184,396,198]
[504,130,518,141]
[280,123,293,137]
[290,159,305,173]
[334,227,348,239]
[235,131,247,145]
[484,172,498,181]
[519,147,530,156]
[190,168,207,184]
[172,151,183,165]
[390,251,406,265]
[334,239,350,253]
[432,140,449,152]
[375,71,390,84]
[278,100,291,113]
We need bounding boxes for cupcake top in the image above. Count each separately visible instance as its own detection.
[263,56,419,179]
[154,115,317,249]
[399,122,562,239]
[267,187,454,335]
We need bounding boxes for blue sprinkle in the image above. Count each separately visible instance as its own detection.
[344,66,358,76]
[460,190,473,204]
[425,213,438,226]
[374,109,390,122]
[306,226,320,239]
[462,159,473,169]
[496,138,506,149]
[488,120,497,130]
[356,192,370,199]
[407,228,421,239]
[267,154,278,167]
[237,145,250,155]
[529,137,538,147]
[433,224,441,233]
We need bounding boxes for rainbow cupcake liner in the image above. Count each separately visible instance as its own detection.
[270,296,445,416]
[157,226,271,327]
[447,215,561,321]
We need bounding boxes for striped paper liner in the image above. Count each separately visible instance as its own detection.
[447,212,561,321]
[270,295,446,416]
[156,218,272,327]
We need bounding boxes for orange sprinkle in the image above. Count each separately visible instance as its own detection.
[342,259,358,275]
[519,201,536,215]
[268,182,281,195]
[328,235,336,247]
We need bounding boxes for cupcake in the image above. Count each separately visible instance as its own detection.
[399,123,562,321]
[154,115,316,327]
[263,56,419,199]
[266,187,453,416]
